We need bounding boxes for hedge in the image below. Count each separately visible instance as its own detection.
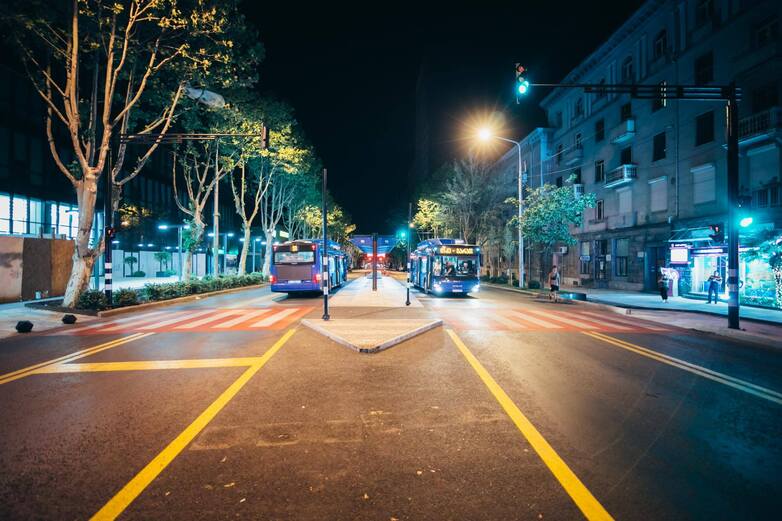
[76,272,265,310]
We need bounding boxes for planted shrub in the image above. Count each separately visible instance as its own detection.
[77,290,108,310]
[114,288,140,307]
[131,270,146,277]
[528,280,541,289]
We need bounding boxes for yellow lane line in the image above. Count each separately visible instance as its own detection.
[0,333,153,386]
[583,331,782,405]
[90,328,297,521]
[446,329,613,521]
[36,357,265,374]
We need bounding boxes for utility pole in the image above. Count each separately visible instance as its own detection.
[406,202,412,306]
[321,168,329,320]
[726,83,740,329]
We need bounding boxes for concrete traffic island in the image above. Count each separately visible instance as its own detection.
[301,318,442,353]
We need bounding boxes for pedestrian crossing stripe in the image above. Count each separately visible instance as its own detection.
[59,307,313,335]
[444,307,669,333]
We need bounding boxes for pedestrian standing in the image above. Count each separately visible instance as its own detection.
[657,268,669,302]
[706,270,722,304]
[548,266,561,303]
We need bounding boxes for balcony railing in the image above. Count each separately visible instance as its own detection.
[606,212,638,229]
[739,107,782,142]
[605,164,637,188]
[611,118,636,144]
[564,145,583,166]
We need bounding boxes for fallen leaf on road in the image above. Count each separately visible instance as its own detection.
[363,493,370,500]
[165,491,171,496]
[220,456,227,463]
[224,482,235,488]
[416,470,423,476]
[240,498,246,503]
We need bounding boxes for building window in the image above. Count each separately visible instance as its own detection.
[575,133,583,149]
[595,119,605,142]
[595,160,605,183]
[695,111,714,146]
[615,238,629,277]
[695,0,714,27]
[618,187,632,215]
[692,164,716,204]
[650,177,668,212]
[574,97,584,118]
[620,146,632,165]
[751,82,778,113]
[556,176,563,187]
[653,132,666,161]
[572,168,582,184]
[621,56,634,82]
[555,111,563,128]
[0,193,9,233]
[653,30,668,60]
[596,199,604,220]
[620,102,632,122]
[652,81,667,112]
[694,52,713,84]
[12,195,28,234]
[753,17,779,48]
[556,144,563,165]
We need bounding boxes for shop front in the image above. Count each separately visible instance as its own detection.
[669,242,777,307]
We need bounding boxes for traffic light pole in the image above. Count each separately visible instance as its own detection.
[103,151,114,306]
[406,202,412,306]
[523,79,742,329]
[321,168,330,321]
[726,86,740,329]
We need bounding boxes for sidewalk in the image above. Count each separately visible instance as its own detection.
[567,286,782,325]
[0,301,97,340]
[329,273,422,308]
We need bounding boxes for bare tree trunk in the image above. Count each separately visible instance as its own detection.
[262,229,274,277]
[62,178,100,307]
[238,226,251,275]
[183,250,194,281]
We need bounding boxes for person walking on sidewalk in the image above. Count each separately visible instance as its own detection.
[657,268,669,302]
[548,266,561,303]
[707,270,722,304]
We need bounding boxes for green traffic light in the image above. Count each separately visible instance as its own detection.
[517,79,530,95]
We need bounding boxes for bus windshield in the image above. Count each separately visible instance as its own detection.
[274,251,315,264]
[432,255,478,278]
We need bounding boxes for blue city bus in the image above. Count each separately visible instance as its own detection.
[410,239,481,295]
[270,239,348,294]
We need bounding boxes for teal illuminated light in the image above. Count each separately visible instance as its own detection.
[739,217,753,228]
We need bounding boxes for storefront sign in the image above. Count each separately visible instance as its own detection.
[439,246,476,255]
[693,246,727,256]
[579,255,591,261]
[670,246,689,264]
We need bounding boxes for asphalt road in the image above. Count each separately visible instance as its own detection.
[0,277,780,520]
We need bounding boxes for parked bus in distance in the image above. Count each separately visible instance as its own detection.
[270,239,348,294]
[410,239,480,295]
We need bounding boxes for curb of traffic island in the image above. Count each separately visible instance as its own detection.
[97,284,268,318]
[482,283,541,297]
[301,318,443,354]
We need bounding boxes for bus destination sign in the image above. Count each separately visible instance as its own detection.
[439,246,476,255]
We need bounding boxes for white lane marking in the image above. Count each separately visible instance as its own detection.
[507,310,563,329]
[491,313,528,330]
[212,309,271,328]
[70,311,169,333]
[138,309,215,330]
[578,311,669,331]
[250,308,298,328]
[174,310,241,329]
[524,309,601,329]
[100,311,180,332]
[225,293,283,309]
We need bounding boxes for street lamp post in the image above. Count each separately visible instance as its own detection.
[406,202,412,306]
[158,224,188,281]
[222,232,234,273]
[479,130,525,288]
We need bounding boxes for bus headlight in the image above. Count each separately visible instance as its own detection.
[433,283,443,293]
[472,284,480,293]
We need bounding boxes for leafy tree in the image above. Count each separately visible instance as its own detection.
[508,177,595,284]
[742,230,782,308]
[153,251,171,272]
[413,198,449,239]
[297,204,356,246]
[123,255,138,276]
[5,0,262,306]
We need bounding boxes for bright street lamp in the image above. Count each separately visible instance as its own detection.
[476,130,526,288]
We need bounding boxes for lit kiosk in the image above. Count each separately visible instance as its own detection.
[410,239,481,295]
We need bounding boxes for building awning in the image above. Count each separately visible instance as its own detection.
[668,228,713,243]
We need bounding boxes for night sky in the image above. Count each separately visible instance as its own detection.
[243,1,644,233]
